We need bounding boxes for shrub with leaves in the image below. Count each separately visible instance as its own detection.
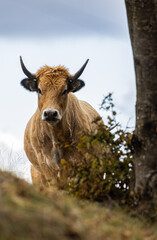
[59,93,133,201]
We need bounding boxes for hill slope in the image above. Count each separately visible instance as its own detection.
[0,170,156,240]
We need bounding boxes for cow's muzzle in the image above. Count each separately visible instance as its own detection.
[42,109,62,122]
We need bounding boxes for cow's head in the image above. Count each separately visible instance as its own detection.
[20,57,89,124]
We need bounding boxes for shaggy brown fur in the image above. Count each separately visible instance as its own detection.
[22,65,101,186]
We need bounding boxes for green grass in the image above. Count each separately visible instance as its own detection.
[0,169,156,240]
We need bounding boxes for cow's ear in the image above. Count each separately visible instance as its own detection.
[68,79,85,93]
[21,78,38,92]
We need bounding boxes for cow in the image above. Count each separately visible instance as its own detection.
[20,57,102,186]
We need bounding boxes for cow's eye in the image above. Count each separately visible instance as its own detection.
[62,89,68,96]
[38,88,42,95]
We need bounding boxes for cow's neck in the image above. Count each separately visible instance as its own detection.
[51,119,74,147]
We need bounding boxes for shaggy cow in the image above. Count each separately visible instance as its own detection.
[20,57,101,186]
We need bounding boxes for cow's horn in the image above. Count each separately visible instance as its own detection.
[71,59,89,80]
[20,56,36,79]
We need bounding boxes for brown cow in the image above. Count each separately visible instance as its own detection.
[20,57,101,186]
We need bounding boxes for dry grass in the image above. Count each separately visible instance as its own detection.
[0,169,157,240]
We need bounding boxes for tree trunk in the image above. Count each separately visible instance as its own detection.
[125,0,157,198]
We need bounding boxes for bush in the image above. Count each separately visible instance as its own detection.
[59,93,133,201]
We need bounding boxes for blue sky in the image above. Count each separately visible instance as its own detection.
[0,0,127,37]
[0,0,135,170]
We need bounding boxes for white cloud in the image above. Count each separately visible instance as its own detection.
[0,131,23,151]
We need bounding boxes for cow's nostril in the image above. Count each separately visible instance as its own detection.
[53,111,57,117]
[44,111,48,117]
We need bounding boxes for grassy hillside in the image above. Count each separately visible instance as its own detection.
[0,169,156,240]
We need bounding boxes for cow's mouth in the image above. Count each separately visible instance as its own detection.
[45,118,60,123]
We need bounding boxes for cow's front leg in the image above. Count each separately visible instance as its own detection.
[37,151,59,186]
[31,164,47,187]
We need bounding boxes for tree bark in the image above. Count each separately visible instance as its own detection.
[125,0,157,198]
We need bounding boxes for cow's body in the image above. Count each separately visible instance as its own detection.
[20,58,101,185]
[25,93,99,184]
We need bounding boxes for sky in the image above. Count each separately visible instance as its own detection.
[0,0,136,180]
